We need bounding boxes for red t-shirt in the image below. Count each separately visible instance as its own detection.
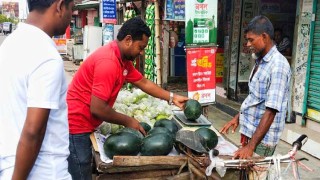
[67,41,143,134]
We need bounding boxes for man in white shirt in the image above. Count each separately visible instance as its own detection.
[0,0,74,179]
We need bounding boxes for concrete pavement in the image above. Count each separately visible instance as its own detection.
[63,59,320,179]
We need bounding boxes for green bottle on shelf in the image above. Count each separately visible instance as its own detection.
[209,15,217,44]
[186,19,194,44]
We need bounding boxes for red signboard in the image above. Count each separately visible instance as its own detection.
[187,47,216,104]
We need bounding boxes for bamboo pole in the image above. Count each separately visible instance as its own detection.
[154,0,162,86]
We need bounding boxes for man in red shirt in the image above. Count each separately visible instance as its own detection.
[67,17,188,179]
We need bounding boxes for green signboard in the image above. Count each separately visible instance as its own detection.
[185,0,218,45]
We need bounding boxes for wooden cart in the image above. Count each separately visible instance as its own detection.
[90,134,240,180]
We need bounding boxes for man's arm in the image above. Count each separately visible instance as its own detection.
[132,77,188,109]
[90,95,146,135]
[233,108,277,159]
[12,108,50,180]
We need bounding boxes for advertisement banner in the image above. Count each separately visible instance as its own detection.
[165,0,185,21]
[102,0,117,24]
[187,47,216,104]
[53,38,67,55]
[1,2,19,18]
[185,0,217,45]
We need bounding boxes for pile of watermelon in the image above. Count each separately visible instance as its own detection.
[101,119,219,159]
[103,119,179,159]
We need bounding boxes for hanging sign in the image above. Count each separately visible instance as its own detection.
[185,0,218,45]
[187,47,216,104]
[102,0,117,24]
[165,0,185,21]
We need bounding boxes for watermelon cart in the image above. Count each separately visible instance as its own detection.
[90,89,242,179]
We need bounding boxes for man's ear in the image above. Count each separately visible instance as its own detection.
[56,0,64,14]
[124,35,133,46]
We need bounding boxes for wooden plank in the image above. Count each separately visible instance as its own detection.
[96,169,180,180]
[90,133,99,151]
[112,155,188,166]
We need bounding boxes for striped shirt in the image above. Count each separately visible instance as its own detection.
[239,46,291,146]
[276,37,291,54]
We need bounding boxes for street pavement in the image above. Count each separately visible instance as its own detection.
[63,60,320,179]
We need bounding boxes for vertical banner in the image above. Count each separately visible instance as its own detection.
[102,24,114,45]
[102,0,117,24]
[187,47,216,104]
[185,0,218,45]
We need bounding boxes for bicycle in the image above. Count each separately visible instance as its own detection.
[205,134,313,180]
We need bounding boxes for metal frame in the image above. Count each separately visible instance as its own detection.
[302,0,317,126]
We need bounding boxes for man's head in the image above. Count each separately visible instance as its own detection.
[274,28,283,44]
[117,17,151,61]
[244,15,274,59]
[27,0,74,36]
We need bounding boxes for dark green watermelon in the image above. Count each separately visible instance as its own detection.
[116,127,144,139]
[147,127,174,139]
[184,99,202,120]
[139,122,151,133]
[103,132,142,159]
[141,133,174,156]
[195,127,218,150]
[154,119,179,134]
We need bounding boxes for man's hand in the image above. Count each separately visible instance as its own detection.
[233,144,255,159]
[125,118,147,136]
[172,94,189,109]
[219,113,240,134]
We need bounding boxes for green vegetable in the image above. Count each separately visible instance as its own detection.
[103,132,142,159]
[154,119,179,135]
[195,127,219,150]
[184,99,202,120]
[99,123,111,136]
[140,133,174,156]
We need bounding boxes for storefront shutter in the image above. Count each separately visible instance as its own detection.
[306,0,320,122]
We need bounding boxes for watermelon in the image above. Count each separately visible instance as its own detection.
[154,119,179,134]
[103,132,142,159]
[184,99,202,120]
[148,127,174,139]
[141,133,174,156]
[195,127,219,150]
[116,127,144,139]
[140,122,151,133]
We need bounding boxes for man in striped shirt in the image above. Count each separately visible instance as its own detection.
[274,28,292,56]
[220,16,291,159]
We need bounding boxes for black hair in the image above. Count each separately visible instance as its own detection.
[274,28,283,34]
[117,17,151,41]
[244,15,274,39]
[28,0,73,12]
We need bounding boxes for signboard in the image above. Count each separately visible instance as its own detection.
[185,0,217,45]
[53,38,67,55]
[187,47,216,104]
[165,0,185,21]
[102,0,117,24]
[1,2,19,18]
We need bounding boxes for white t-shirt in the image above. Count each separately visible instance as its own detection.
[0,23,71,179]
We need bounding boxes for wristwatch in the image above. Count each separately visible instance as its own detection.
[169,92,174,105]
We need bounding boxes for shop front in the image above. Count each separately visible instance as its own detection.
[225,0,297,101]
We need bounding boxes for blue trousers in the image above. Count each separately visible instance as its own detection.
[68,133,92,180]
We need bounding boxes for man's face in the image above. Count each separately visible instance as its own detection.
[55,0,75,36]
[245,31,265,59]
[274,31,282,44]
[124,34,149,61]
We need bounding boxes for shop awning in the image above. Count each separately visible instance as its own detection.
[75,1,99,10]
